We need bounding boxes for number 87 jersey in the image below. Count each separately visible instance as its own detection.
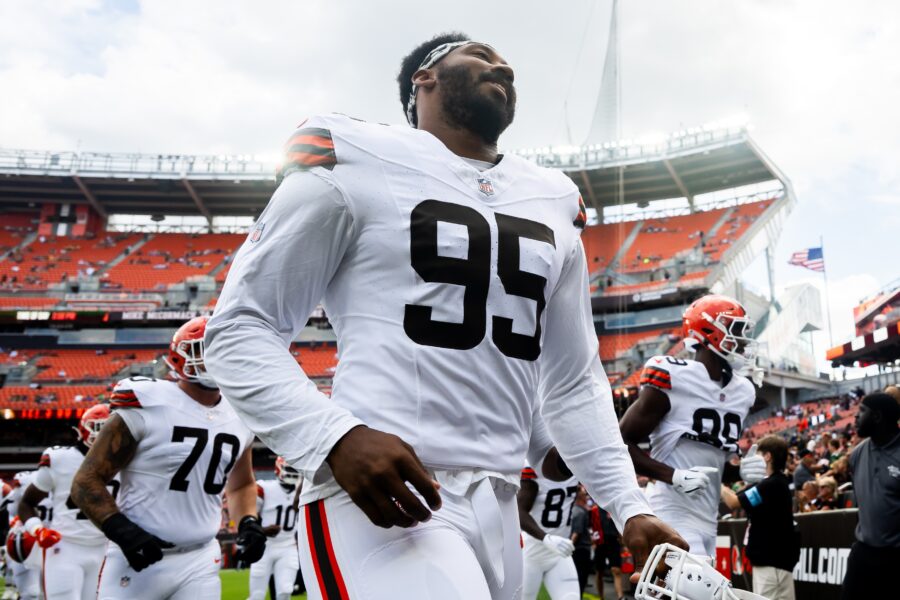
[214,113,593,488]
[110,377,254,548]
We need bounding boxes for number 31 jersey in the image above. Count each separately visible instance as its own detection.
[212,114,591,494]
[111,377,254,547]
[640,356,755,530]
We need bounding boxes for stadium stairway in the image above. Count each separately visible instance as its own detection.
[608,220,644,271]
[706,206,736,239]
[99,234,151,272]
[0,230,36,262]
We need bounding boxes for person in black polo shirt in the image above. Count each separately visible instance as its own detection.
[841,392,900,599]
[721,435,799,600]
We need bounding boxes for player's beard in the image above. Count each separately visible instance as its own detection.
[437,63,516,145]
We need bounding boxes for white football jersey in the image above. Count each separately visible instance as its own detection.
[32,445,115,545]
[110,377,254,547]
[521,467,579,539]
[207,114,653,530]
[7,471,51,522]
[256,479,298,547]
[640,356,755,530]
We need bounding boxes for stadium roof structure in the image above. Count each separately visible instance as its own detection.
[517,125,791,213]
[0,124,791,225]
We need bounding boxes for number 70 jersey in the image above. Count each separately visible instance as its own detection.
[111,377,254,547]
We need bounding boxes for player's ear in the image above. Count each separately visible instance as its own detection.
[412,68,437,90]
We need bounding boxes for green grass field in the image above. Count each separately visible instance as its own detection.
[4,570,565,599]
[218,569,564,600]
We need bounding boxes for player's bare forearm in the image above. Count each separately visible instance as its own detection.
[620,386,673,483]
[225,448,258,521]
[540,447,572,482]
[626,443,675,484]
[516,480,545,540]
[71,413,137,527]
[17,484,49,522]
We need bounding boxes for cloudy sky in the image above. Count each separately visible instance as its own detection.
[1,0,897,369]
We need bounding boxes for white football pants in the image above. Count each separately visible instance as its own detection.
[521,536,580,600]
[97,539,220,600]
[42,539,107,600]
[298,477,523,599]
[248,542,299,600]
[8,559,41,600]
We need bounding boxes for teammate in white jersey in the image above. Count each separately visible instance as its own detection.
[71,317,267,600]
[4,471,46,600]
[17,404,115,600]
[517,465,580,600]
[206,32,685,599]
[249,457,302,600]
[620,295,765,557]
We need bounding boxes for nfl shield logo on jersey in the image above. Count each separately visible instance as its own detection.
[120,576,131,588]
[719,392,727,402]
[477,177,494,196]
[250,222,265,243]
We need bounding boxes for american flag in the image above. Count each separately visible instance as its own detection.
[788,246,825,272]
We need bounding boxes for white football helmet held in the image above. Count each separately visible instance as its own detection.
[635,544,769,600]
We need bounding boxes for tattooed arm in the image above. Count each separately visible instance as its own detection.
[71,413,138,527]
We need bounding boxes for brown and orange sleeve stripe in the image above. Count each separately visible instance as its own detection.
[278,127,337,181]
[639,366,672,390]
[521,467,538,481]
[110,389,142,409]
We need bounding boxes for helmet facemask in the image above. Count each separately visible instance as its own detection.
[693,312,758,375]
[168,336,218,389]
[82,416,108,447]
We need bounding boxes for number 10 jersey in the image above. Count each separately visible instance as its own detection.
[111,378,254,547]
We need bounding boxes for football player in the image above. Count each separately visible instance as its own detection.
[517,465,580,600]
[249,457,302,600]
[4,471,45,600]
[620,295,766,557]
[70,317,266,600]
[17,404,114,600]
[206,33,685,599]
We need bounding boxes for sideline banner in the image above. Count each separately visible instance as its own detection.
[716,509,857,600]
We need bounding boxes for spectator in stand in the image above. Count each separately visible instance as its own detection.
[824,456,851,487]
[721,436,799,600]
[792,448,816,490]
[811,477,839,511]
[797,481,818,513]
[841,392,900,599]
[569,485,593,595]
[885,384,900,405]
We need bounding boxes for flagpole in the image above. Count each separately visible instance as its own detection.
[820,235,835,349]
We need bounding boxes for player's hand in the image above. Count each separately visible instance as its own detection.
[101,513,174,572]
[672,466,718,497]
[262,524,281,537]
[542,534,575,557]
[235,516,267,564]
[326,425,442,528]
[622,514,689,584]
[35,527,62,549]
[739,444,767,484]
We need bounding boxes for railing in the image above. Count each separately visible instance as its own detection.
[0,148,276,180]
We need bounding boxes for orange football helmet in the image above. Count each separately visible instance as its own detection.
[165,316,217,388]
[77,404,111,447]
[683,294,757,371]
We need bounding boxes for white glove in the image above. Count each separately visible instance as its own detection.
[739,444,767,484]
[542,534,575,557]
[672,466,719,497]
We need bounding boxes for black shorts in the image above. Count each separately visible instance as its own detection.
[594,537,622,570]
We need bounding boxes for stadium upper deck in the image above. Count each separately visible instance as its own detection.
[0,123,796,415]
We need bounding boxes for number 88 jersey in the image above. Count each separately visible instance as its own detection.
[640,356,754,530]
[111,377,254,547]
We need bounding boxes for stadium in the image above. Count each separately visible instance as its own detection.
[1,2,898,600]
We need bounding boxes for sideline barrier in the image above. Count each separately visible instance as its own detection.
[716,509,857,600]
